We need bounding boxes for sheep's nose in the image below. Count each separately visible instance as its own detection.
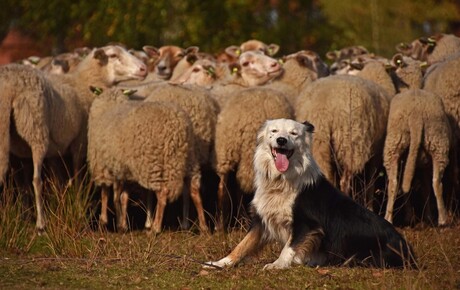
[276,137,287,146]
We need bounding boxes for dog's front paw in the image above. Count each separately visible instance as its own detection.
[263,261,290,270]
[203,257,234,269]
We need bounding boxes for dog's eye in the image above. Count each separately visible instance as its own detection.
[291,131,298,136]
[271,129,278,133]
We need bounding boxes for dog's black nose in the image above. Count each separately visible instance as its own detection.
[276,137,287,146]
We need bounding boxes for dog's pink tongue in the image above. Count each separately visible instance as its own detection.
[275,153,289,172]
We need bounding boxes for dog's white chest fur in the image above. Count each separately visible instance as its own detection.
[253,187,298,243]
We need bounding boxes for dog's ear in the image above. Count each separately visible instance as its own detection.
[303,121,314,133]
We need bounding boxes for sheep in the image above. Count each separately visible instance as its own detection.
[143,45,199,80]
[214,87,294,230]
[264,50,329,106]
[384,89,451,226]
[295,75,390,209]
[396,34,460,64]
[174,51,284,109]
[423,54,460,138]
[0,44,147,233]
[224,39,280,60]
[423,54,460,211]
[88,88,208,234]
[144,83,218,169]
[325,45,369,74]
[170,49,216,82]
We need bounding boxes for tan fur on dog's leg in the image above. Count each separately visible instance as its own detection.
[205,225,264,268]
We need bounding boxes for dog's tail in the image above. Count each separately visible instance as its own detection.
[401,115,422,193]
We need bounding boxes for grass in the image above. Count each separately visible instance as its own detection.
[1,175,460,289]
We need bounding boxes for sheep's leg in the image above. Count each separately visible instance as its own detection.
[363,157,380,211]
[99,184,110,228]
[119,187,129,232]
[32,148,46,234]
[215,173,228,232]
[152,187,168,234]
[385,160,399,224]
[189,173,209,233]
[432,161,448,226]
[113,181,123,232]
[144,192,153,230]
[339,169,352,197]
[181,178,191,230]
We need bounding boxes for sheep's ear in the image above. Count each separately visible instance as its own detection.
[186,54,198,64]
[391,53,405,68]
[143,45,160,58]
[229,63,241,75]
[296,54,313,69]
[225,45,242,58]
[325,50,339,61]
[303,121,314,133]
[267,44,280,56]
[93,49,108,65]
[395,42,411,52]
[185,46,199,54]
[89,85,104,96]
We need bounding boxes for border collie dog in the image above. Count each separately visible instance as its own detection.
[206,119,416,269]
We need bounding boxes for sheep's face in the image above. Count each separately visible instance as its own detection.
[97,45,147,84]
[240,40,280,56]
[153,46,186,80]
[170,59,216,86]
[239,51,283,86]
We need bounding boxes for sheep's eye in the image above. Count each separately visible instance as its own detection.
[108,54,117,58]
[176,53,185,58]
[192,67,200,73]
[241,61,249,67]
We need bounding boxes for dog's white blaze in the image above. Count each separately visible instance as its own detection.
[253,186,297,243]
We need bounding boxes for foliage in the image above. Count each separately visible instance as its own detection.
[319,0,460,56]
[2,0,459,57]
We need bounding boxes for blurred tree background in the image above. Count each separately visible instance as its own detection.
[1,0,459,59]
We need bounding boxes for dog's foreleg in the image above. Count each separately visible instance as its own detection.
[264,228,325,270]
[263,237,296,270]
[204,225,264,269]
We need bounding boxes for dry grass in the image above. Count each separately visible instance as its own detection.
[1,175,459,289]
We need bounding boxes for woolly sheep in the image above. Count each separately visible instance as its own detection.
[0,45,147,233]
[397,34,460,64]
[264,50,329,106]
[423,54,460,138]
[88,88,208,233]
[325,45,369,74]
[384,89,451,226]
[175,51,284,109]
[225,39,280,59]
[143,45,198,80]
[295,75,390,208]
[145,83,218,168]
[214,87,294,230]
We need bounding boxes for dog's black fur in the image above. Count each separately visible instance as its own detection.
[272,174,415,267]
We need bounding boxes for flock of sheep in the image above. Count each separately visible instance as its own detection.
[1,34,460,234]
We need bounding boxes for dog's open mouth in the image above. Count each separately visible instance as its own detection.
[271,147,294,172]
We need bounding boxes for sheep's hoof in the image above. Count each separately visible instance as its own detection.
[116,224,129,234]
[36,227,46,236]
